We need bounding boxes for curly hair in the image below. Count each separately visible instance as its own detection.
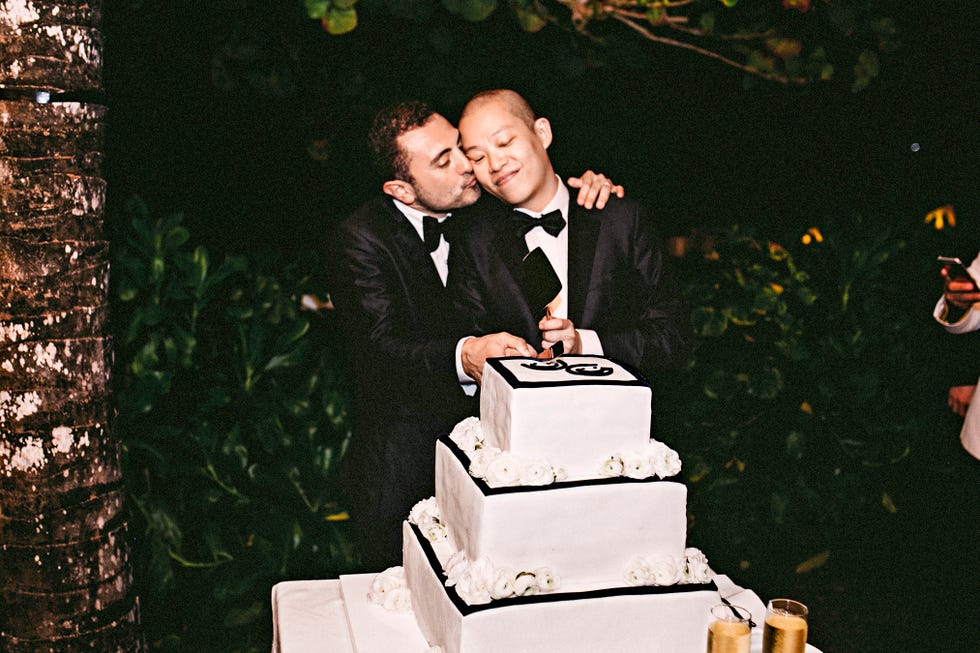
[367,100,436,183]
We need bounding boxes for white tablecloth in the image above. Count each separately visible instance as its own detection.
[271,577,822,653]
[271,579,353,653]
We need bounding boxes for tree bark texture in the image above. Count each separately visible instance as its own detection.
[1,1,142,651]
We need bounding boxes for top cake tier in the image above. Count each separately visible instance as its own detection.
[480,356,652,478]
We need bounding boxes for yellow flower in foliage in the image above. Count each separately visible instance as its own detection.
[783,0,811,12]
[800,401,813,414]
[925,205,956,230]
[769,282,784,295]
[801,227,824,245]
[768,242,789,261]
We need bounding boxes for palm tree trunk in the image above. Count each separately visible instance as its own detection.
[0,1,142,650]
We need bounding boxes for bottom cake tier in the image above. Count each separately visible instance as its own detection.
[401,521,740,653]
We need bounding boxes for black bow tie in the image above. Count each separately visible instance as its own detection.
[422,216,450,253]
[513,209,566,239]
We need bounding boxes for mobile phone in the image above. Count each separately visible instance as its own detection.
[937,256,980,290]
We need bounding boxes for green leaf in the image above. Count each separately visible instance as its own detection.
[645,4,666,24]
[785,430,805,460]
[881,491,898,513]
[692,306,728,337]
[514,3,548,32]
[442,0,498,22]
[770,491,789,524]
[305,0,331,19]
[699,11,715,34]
[323,8,358,35]
[851,50,880,93]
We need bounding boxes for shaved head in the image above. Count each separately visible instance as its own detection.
[461,89,536,130]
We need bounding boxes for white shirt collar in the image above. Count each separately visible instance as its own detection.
[392,198,449,241]
[514,176,569,220]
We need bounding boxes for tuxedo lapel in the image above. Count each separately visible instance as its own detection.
[383,202,451,330]
[567,203,600,325]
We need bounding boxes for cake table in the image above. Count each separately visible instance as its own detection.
[270,576,823,653]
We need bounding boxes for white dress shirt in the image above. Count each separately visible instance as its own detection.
[514,178,602,355]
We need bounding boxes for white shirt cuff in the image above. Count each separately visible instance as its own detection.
[455,336,478,396]
[577,329,603,355]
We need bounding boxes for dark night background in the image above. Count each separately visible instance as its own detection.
[96,1,977,650]
[101,1,977,259]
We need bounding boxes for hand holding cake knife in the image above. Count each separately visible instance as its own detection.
[522,247,579,359]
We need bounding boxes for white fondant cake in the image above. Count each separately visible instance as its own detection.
[363,355,743,652]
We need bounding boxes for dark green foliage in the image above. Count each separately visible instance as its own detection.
[112,198,355,652]
[660,217,937,572]
[112,198,952,649]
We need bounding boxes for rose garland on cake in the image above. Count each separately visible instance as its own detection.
[598,441,682,480]
[367,566,413,612]
[624,547,713,587]
[449,417,682,486]
[408,496,561,606]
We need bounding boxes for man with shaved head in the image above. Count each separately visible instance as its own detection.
[454,89,693,383]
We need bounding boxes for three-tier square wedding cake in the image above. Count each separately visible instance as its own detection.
[348,355,761,653]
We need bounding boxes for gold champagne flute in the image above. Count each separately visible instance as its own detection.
[706,604,752,653]
[762,598,808,653]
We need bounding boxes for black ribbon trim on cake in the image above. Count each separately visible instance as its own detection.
[410,523,716,617]
[441,435,682,497]
[488,355,651,389]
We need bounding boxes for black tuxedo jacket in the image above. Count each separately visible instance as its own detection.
[329,197,474,567]
[452,194,693,378]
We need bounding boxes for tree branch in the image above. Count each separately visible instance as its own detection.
[609,13,808,85]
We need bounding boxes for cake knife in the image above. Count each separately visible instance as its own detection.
[713,574,758,627]
[521,247,564,358]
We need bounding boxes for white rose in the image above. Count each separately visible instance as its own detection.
[513,572,539,596]
[647,441,682,478]
[423,522,447,543]
[622,450,653,479]
[455,557,494,605]
[491,568,516,599]
[649,557,680,586]
[449,417,484,452]
[684,548,711,582]
[534,568,560,592]
[599,455,625,478]
[553,466,569,482]
[485,452,521,487]
[381,586,413,612]
[443,551,468,586]
[468,446,501,478]
[519,458,554,486]
[368,566,406,606]
[409,497,440,525]
[624,558,652,586]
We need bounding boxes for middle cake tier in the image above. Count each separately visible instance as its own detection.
[433,436,690,590]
